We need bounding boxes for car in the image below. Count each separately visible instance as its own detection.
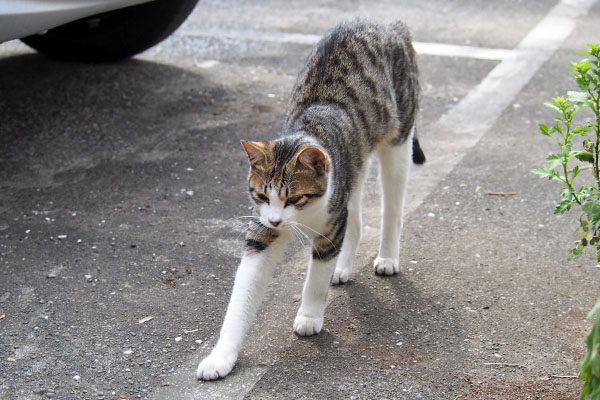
[0,0,199,62]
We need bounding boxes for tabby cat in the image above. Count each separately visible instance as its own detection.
[196,18,425,380]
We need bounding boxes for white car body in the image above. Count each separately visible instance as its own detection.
[0,0,154,43]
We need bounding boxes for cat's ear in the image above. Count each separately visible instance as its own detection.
[296,146,330,176]
[241,140,268,167]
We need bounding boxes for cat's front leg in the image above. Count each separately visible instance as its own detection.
[197,229,289,380]
[332,173,365,285]
[294,256,337,336]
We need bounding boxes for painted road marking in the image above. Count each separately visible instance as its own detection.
[153,0,596,398]
[407,0,596,216]
[184,28,515,61]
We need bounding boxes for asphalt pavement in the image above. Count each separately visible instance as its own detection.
[1,0,600,399]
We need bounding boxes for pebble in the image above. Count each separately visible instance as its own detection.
[174,336,183,343]
[72,375,80,381]
[84,275,93,282]
[57,235,68,240]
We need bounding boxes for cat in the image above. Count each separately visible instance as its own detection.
[196,18,425,381]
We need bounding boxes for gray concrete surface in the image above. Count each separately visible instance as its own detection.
[1,0,600,399]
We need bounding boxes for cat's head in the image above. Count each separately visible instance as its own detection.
[241,137,331,230]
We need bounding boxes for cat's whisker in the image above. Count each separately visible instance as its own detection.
[291,224,310,247]
[292,221,334,247]
[289,222,324,257]
[291,226,307,247]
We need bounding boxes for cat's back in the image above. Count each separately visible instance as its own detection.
[285,19,418,138]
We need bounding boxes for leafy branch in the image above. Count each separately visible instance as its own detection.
[532,44,600,400]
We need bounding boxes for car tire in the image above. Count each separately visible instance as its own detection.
[20,0,199,63]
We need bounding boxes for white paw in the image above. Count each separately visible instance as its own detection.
[196,351,236,381]
[293,315,323,336]
[374,257,399,276]
[332,267,350,285]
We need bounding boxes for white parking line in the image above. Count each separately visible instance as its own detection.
[186,28,515,61]
[406,0,596,216]
[154,0,596,398]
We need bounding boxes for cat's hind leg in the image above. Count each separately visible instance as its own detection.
[374,135,412,276]
[332,172,365,285]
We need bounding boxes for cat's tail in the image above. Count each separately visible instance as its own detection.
[412,132,426,165]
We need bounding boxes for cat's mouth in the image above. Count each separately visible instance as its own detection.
[260,217,286,230]
[267,221,285,230]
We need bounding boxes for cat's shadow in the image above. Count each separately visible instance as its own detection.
[312,264,466,367]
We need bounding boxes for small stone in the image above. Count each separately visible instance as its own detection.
[123,350,133,355]
[84,275,93,282]
[57,235,68,240]
[174,336,183,343]
[72,375,80,381]
[194,339,203,345]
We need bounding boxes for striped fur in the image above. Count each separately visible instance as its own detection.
[197,19,425,381]
[244,18,423,261]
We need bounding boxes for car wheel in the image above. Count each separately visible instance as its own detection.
[20,0,199,63]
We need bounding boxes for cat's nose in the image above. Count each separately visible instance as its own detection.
[269,219,282,227]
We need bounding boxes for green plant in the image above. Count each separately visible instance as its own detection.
[531,44,600,400]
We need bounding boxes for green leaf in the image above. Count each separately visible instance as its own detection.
[531,167,552,178]
[578,185,596,204]
[568,243,585,259]
[539,123,551,136]
[568,91,593,108]
[545,154,562,169]
[544,101,562,113]
[588,296,600,320]
[583,200,600,229]
[574,125,591,136]
[532,167,563,182]
[573,165,581,180]
[555,198,574,214]
[574,151,595,163]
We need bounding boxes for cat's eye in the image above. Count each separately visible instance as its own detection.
[285,195,304,207]
[256,193,270,204]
